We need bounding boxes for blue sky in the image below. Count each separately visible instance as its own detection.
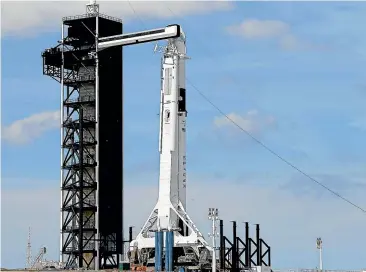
[2,1,366,270]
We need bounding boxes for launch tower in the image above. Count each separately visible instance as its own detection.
[42,0,208,270]
[41,1,123,269]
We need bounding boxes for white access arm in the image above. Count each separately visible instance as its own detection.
[98,24,181,49]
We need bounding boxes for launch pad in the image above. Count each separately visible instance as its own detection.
[41,1,272,271]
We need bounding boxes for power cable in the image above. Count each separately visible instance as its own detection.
[127,1,366,214]
[127,0,147,30]
[187,79,366,214]
[165,4,366,214]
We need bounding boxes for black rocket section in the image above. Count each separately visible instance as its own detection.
[178,88,186,113]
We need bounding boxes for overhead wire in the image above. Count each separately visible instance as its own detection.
[127,1,147,30]
[187,79,366,214]
[127,1,366,214]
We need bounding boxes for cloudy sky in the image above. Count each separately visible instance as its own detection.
[2,0,366,269]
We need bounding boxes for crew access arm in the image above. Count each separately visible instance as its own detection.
[97,24,181,49]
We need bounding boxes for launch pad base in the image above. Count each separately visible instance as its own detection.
[129,201,213,269]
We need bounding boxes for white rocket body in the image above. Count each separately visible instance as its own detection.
[157,36,187,231]
[132,31,209,253]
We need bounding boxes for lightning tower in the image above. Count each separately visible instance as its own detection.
[26,227,32,269]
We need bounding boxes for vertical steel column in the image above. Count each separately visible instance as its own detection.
[245,222,249,267]
[231,221,237,272]
[120,22,124,261]
[155,231,163,271]
[155,234,159,272]
[219,220,224,270]
[78,108,84,268]
[94,14,100,271]
[248,241,252,268]
[165,231,174,272]
[59,20,65,265]
[256,224,261,266]
[165,232,169,272]
[169,231,174,271]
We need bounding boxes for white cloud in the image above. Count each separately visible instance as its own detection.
[2,111,60,145]
[226,19,289,40]
[1,109,162,146]
[2,173,366,268]
[226,19,312,51]
[1,1,233,37]
[214,110,276,134]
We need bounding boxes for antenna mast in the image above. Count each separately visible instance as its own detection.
[26,227,32,269]
[316,237,323,272]
[86,0,99,14]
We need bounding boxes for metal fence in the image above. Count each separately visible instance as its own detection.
[272,269,364,272]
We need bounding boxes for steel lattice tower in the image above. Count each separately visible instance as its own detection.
[41,2,123,269]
